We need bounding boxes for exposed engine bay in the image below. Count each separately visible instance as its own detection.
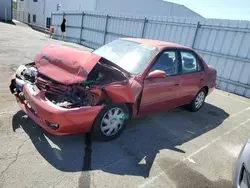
[12,61,128,108]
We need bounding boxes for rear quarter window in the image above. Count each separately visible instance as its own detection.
[180,51,203,74]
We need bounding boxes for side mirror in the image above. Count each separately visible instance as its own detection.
[146,70,167,79]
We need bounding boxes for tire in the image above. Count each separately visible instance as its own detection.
[91,104,130,141]
[188,88,206,112]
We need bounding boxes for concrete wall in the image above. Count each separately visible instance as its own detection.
[50,11,250,98]
[96,0,202,18]
[0,0,12,21]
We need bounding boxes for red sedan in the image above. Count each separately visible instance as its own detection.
[9,38,216,141]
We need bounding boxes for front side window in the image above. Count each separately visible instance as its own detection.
[151,51,178,76]
[93,39,158,75]
[181,51,201,74]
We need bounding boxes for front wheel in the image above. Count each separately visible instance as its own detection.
[91,104,130,141]
[188,88,206,112]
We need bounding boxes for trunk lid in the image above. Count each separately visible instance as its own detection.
[34,45,101,85]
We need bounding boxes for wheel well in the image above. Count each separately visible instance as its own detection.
[202,86,208,96]
[99,101,133,119]
[125,103,133,119]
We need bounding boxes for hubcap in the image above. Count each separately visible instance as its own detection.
[101,107,125,136]
[195,91,205,109]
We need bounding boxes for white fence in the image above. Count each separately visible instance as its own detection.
[15,10,250,98]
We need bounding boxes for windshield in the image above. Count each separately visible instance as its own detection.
[92,39,158,74]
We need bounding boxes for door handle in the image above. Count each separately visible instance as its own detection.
[174,83,180,86]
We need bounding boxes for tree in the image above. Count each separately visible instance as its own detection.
[12,1,17,9]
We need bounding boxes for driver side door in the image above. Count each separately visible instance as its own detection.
[139,50,181,116]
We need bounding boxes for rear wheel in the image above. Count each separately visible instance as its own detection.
[188,88,206,112]
[92,104,130,141]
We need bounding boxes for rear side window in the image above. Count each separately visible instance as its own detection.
[180,51,202,74]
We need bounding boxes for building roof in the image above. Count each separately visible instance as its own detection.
[96,0,204,18]
[162,0,204,18]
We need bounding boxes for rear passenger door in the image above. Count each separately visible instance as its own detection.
[178,50,205,105]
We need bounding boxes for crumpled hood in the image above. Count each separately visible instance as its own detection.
[34,45,101,85]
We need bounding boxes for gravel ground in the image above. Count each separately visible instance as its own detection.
[0,21,250,188]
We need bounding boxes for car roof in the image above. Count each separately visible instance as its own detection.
[121,38,192,50]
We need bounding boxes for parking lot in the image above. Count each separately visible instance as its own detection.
[0,21,250,188]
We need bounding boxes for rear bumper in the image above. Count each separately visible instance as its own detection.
[10,77,104,135]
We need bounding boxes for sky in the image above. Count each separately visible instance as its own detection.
[166,0,250,21]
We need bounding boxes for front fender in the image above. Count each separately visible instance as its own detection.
[104,79,142,104]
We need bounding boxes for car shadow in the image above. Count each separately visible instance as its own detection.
[12,102,229,179]
[12,111,86,172]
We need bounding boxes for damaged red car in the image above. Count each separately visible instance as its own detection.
[9,38,216,141]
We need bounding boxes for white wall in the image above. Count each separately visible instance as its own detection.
[16,0,44,26]
[95,0,202,18]
[16,0,202,28]
[17,0,28,11]
[0,0,12,21]
[29,1,45,27]
[44,0,96,18]
[16,0,96,28]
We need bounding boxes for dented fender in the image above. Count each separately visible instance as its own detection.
[103,79,142,103]
[90,79,143,117]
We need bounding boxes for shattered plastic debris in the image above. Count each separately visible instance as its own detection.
[84,80,96,85]
[55,101,72,107]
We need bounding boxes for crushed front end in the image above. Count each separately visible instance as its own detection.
[9,62,105,135]
[9,45,141,135]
